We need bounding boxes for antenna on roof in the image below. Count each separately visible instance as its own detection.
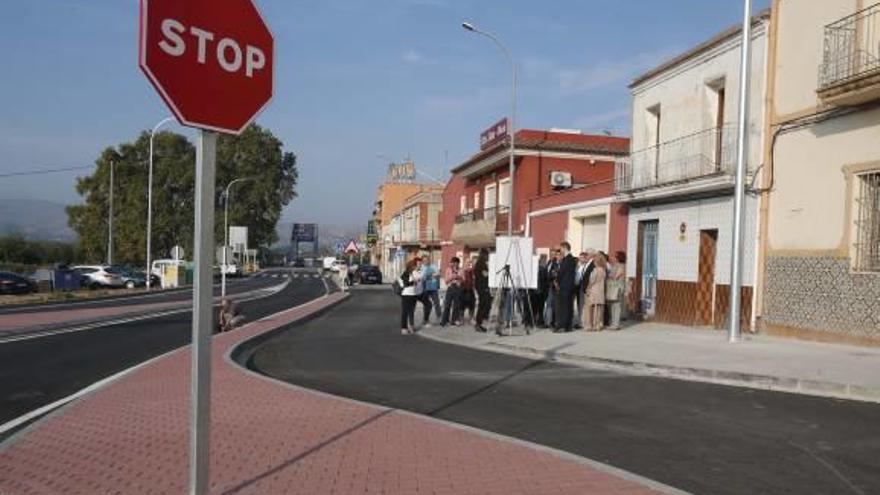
[602,129,614,136]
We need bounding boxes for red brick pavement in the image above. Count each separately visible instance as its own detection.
[0,292,681,495]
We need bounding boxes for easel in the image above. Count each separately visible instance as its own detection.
[491,237,535,337]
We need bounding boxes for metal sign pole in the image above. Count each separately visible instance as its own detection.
[728,0,752,344]
[190,130,216,495]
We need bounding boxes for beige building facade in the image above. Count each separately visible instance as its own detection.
[760,0,880,343]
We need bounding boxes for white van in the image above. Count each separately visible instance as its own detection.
[151,259,184,277]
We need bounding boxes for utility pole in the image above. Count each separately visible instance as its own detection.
[728,0,753,343]
[107,160,114,266]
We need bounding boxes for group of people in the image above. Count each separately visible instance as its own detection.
[397,242,626,336]
[397,254,483,335]
[538,242,626,333]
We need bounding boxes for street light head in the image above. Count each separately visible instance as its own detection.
[461,21,476,32]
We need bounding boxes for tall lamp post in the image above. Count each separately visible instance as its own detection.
[146,116,176,290]
[107,160,114,265]
[221,177,252,298]
[462,21,517,237]
[728,0,753,343]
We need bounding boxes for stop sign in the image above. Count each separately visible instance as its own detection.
[139,0,274,135]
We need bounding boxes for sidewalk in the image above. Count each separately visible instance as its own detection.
[0,277,289,340]
[419,321,880,403]
[0,292,683,494]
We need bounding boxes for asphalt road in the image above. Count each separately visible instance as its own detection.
[0,273,288,316]
[250,288,880,495]
[0,269,327,426]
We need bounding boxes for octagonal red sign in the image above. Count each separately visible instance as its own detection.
[139,0,274,135]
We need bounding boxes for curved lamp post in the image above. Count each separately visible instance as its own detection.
[221,177,253,298]
[462,21,517,236]
[146,116,176,290]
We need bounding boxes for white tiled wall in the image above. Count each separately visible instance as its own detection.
[625,195,758,285]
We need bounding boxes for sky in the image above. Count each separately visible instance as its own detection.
[0,0,769,235]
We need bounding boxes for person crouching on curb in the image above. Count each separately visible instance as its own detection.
[399,257,423,335]
[218,298,245,333]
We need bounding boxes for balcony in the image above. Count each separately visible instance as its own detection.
[451,207,509,246]
[615,126,736,196]
[398,228,442,246]
[818,3,880,106]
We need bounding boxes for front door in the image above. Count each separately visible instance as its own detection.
[695,229,718,326]
[638,220,659,316]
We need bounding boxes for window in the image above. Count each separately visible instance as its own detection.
[706,78,726,169]
[460,195,466,214]
[854,172,880,272]
[646,104,661,179]
[498,178,511,208]
[474,191,481,211]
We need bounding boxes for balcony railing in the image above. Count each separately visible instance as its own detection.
[819,3,880,90]
[455,206,510,232]
[615,125,736,193]
[399,228,441,244]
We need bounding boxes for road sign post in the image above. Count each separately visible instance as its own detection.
[190,130,216,495]
[138,1,273,493]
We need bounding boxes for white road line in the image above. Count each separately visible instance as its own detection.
[0,278,291,345]
[0,272,312,436]
[0,346,181,436]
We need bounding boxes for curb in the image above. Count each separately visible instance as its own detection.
[417,331,880,404]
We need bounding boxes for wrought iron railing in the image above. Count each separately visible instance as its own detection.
[615,125,736,193]
[854,172,880,272]
[819,3,880,89]
[399,228,441,244]
[454,206,510,225]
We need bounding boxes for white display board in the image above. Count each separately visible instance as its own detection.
[488,236,538,289]
[229,226,248,253]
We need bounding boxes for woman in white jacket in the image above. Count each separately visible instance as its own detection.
[399,257,424,334]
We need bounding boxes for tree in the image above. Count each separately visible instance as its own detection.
[66,125,298,265]
[67,132,195,264]
[215,124,298,249]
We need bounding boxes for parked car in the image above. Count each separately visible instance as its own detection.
[355,265,382,284]
[71,265,125,289]
[0,271,37,295]
[219,263,241,277]
[111,265,159,289]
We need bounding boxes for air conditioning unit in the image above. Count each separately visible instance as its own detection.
[550,171,573,189]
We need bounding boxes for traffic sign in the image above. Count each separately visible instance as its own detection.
[139,0,274,134]
[344,240,359,255]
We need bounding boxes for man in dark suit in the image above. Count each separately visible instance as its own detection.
[554,242,578,332]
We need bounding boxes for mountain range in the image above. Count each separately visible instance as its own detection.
[0,198,75,242]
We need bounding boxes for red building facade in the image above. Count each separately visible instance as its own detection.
[440,129,630,263]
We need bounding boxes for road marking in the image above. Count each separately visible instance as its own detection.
[0,276,261,315]
[0,270,317,436]
[0,276,291,345]
[0,346,181,436]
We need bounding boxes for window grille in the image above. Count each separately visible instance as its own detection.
[854,171,880,272]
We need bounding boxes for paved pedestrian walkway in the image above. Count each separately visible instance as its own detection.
[0,278,289,340]
[0,292,682,494]
[420,320,880,403]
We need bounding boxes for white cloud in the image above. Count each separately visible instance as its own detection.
[571,108,631,133]
[402,49,434,65]
[554,46,682,95]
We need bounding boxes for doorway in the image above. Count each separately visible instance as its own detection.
[637,220,659,316]
[695,229,718,325]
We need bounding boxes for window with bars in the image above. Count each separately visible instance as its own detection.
[854,172,880,272]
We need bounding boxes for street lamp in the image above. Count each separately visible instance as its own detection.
[146,116,176,290]
[462,20,517,236]
[221,177,253,298]
[728,0,753,343]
